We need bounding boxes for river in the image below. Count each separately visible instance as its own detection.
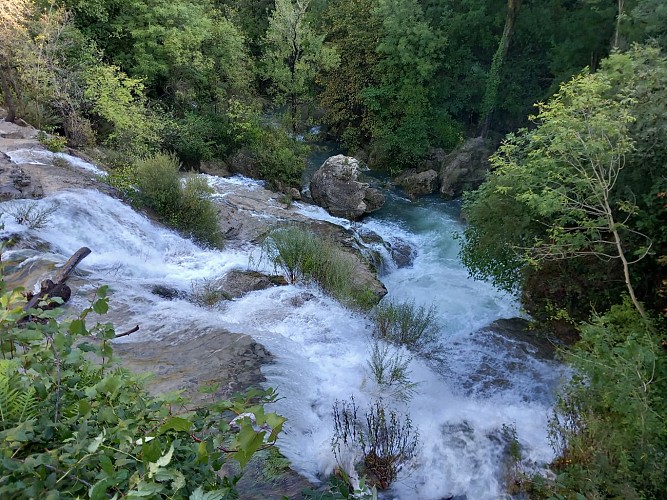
[0,150,564,499]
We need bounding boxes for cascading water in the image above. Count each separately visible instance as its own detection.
[0,163,564,499]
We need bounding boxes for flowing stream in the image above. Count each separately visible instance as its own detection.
[0,152,565,499]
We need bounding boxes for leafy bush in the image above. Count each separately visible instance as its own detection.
[178,175,223,247]
[544,301,667,499]
[0,281,285,499]
[371,300,438,353]
[135,153,222,248]
[331,398,419,490]
[135,152,182,219]
[252,127,308,190]
[261,226,373,309]
[37,131,67,152]
[366,341,418,402]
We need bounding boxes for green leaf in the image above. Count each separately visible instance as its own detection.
[141,437,162,463]
[87,430,105,453]
[89,478,112,500]
[155,443,175,468]
[93,298,109,314]
[158,416,192,434]
[189,486,224,500]
[69,319,86,336]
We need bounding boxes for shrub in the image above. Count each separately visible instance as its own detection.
[332,398,419,490]
[261,226,371,309]
[372,300,438,353]
[2,201,58,230]
[37,130,67,152]
[135,153,222,248]
[0,280,285,498]
[544,301,667,499]
[178,175,223,247]
[135,152,182,219]
[253,127,308,189]
[367,341,418,402]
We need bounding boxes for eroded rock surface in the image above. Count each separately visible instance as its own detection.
[310,155,385,219]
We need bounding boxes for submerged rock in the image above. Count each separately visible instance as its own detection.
[310,155,385,220]
[113,329,272,402]
[219,270,284,299]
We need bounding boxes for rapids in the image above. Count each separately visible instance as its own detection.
[0,165,564,499]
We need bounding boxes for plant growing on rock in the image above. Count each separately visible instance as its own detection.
[134,152,223,248]
[331,398,419,490]
[261,225,373,309]
[2,200,58,230]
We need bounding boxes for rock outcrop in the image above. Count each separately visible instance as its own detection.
[394,168,439,198]
[0,156,44,200]
[310,155,384,220]
[438,137,496,199]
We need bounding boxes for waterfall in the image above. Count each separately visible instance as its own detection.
[0,171,564,499]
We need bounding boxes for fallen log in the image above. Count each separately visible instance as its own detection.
[23,246,91,312]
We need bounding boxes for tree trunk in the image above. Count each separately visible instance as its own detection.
[481,0,522,137]
[614,0,625,49]
[603,194,646,318]
[0,58,18,123]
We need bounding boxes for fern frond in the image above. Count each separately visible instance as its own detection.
[0,359,38,428]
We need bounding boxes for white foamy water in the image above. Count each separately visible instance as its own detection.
[6,147,108,177]
[0,183,563,499]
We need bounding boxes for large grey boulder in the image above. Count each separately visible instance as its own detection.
[439,137,496,199]
[310,155,385,220]
[394,168,439,198]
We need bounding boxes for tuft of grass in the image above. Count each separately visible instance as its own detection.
[261,225,373,309]
[190,277,230,308]
[372,300,439,353]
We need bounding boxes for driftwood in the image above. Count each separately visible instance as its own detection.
[21,246,140,338]
[23,246,91,312]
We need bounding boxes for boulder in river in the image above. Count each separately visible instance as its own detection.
[394,168,439,198]
[438,137,496,199]
[310,155,385,220]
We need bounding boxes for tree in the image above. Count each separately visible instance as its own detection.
[261,0,339,130]
[480,0,522,136]
[0,0,32,122]
[461,48,667,319]
[319,0,380,151]
[361,0,447,169]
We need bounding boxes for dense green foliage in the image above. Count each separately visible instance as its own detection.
[6,0,664,175]
[133,153,223,247]
[461,45,667,320]
[460,44,667,498]
[545,302,666,499]
[0,281,284,498]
